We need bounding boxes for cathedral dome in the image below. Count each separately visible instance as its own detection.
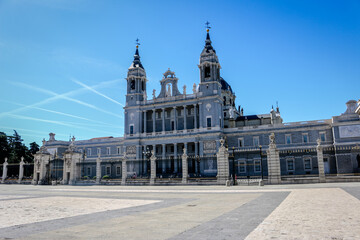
[220,77,233,93]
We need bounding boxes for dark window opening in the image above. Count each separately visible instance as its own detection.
[207,118,211,128]
[205,66,211,78]
[130,80,135,90]
[142,81,145,91]
[223,96,226,105]
[130,125,134,135]
[357,154,360,168]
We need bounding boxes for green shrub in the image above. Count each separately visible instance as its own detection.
[102,175,110,179]
[93,176,97,179]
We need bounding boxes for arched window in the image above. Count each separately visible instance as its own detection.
[205,66,211,78]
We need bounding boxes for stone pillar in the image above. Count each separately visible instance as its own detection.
[18,157,25,184]
[216,138,229,184]
[162,108,165,133]
[152,109,156,133]
[199,141,204,156]
[317,139,326,183]
[1,158,8,183]
[162,144,166,173]
[195,142,199,173]
[136,145,140,160]
[182,148,188,184]
[173,107,177,131]
[144,110,147,133]
[194,104,197,129]
[121,156,127,185]
[96,155,102,184]
[174,143,178,173]
[183,105,187,130]
[198,103,203,129]
[266,133,281,184]
[150,150,156,185]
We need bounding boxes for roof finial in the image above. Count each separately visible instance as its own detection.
[135,38,140,49]
[205,21,211,32]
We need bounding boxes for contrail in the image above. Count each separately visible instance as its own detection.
[72,78,124,107]
[4,81,123,119]
[7,114,119,136]
[2,100,121,128]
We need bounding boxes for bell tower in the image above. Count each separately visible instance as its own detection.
[126,39,147,106]
[198,22,221,96]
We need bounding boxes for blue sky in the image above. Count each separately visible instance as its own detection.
[0,0,359,146]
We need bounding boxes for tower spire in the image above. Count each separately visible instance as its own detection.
[130,38,143,69]
[204,21,215,53]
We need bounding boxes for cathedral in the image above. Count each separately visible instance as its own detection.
[31,27,360,185]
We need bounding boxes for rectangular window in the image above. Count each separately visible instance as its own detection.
[171,121,175,131]
[87,167,91,176]
[253,136,259,147]
[287,159,295,171]
[285,135,291,144]
[97,148,101,156]
[130,125,134,135]
[239,161,246,173]
[320,132,326,142]
[302,133,308,143]
[106,166,111,175]
[167,111,171,118]
[116,166,121,175]
[157,112,161,119]
[254,160,261,172]
[107,147,111,155]
[207,117,212,128]
[87,148,92,156]
[117,147,121,155]
[238,138,244,147]
[304,158,312,170]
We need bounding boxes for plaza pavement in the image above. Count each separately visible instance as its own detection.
[0,182,360,239]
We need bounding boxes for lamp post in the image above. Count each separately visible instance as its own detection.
[142,146,151,177]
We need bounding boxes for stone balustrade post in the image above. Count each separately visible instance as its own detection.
[121,156,127,185]
[266,133,281,184]
[150,150,156,185]
[317,139,326,183]
[96,154,102,184]
[1,158,8,183]
[182,148,188,184]
[216,138,229,184]
[18,157,24,183]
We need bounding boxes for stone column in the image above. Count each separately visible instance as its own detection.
[194,104,197,129]
[174,143,178,173]
[152,109,156,133]
[121,156,127,186]
[150,150,156,185]
[173,107,177,131]
[96,154,102,184]
[162,144,166,173]
[195,142,199,173]
[162,108,165,133]
[1,158,8,183]
[198,103,203,129]
[183,105,187,130]
[184,142,188,155]
[182,148,188,184]
[317,139,326,183]
[144,110,147,133]
[266,133,281,184]
[199,141,204,156]
[216,138,229,184]
[18,157,25,183]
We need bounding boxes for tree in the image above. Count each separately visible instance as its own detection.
[0,132,10,164]
[29,142,40,155]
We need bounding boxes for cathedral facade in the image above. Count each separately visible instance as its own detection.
[34,29,360,185]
